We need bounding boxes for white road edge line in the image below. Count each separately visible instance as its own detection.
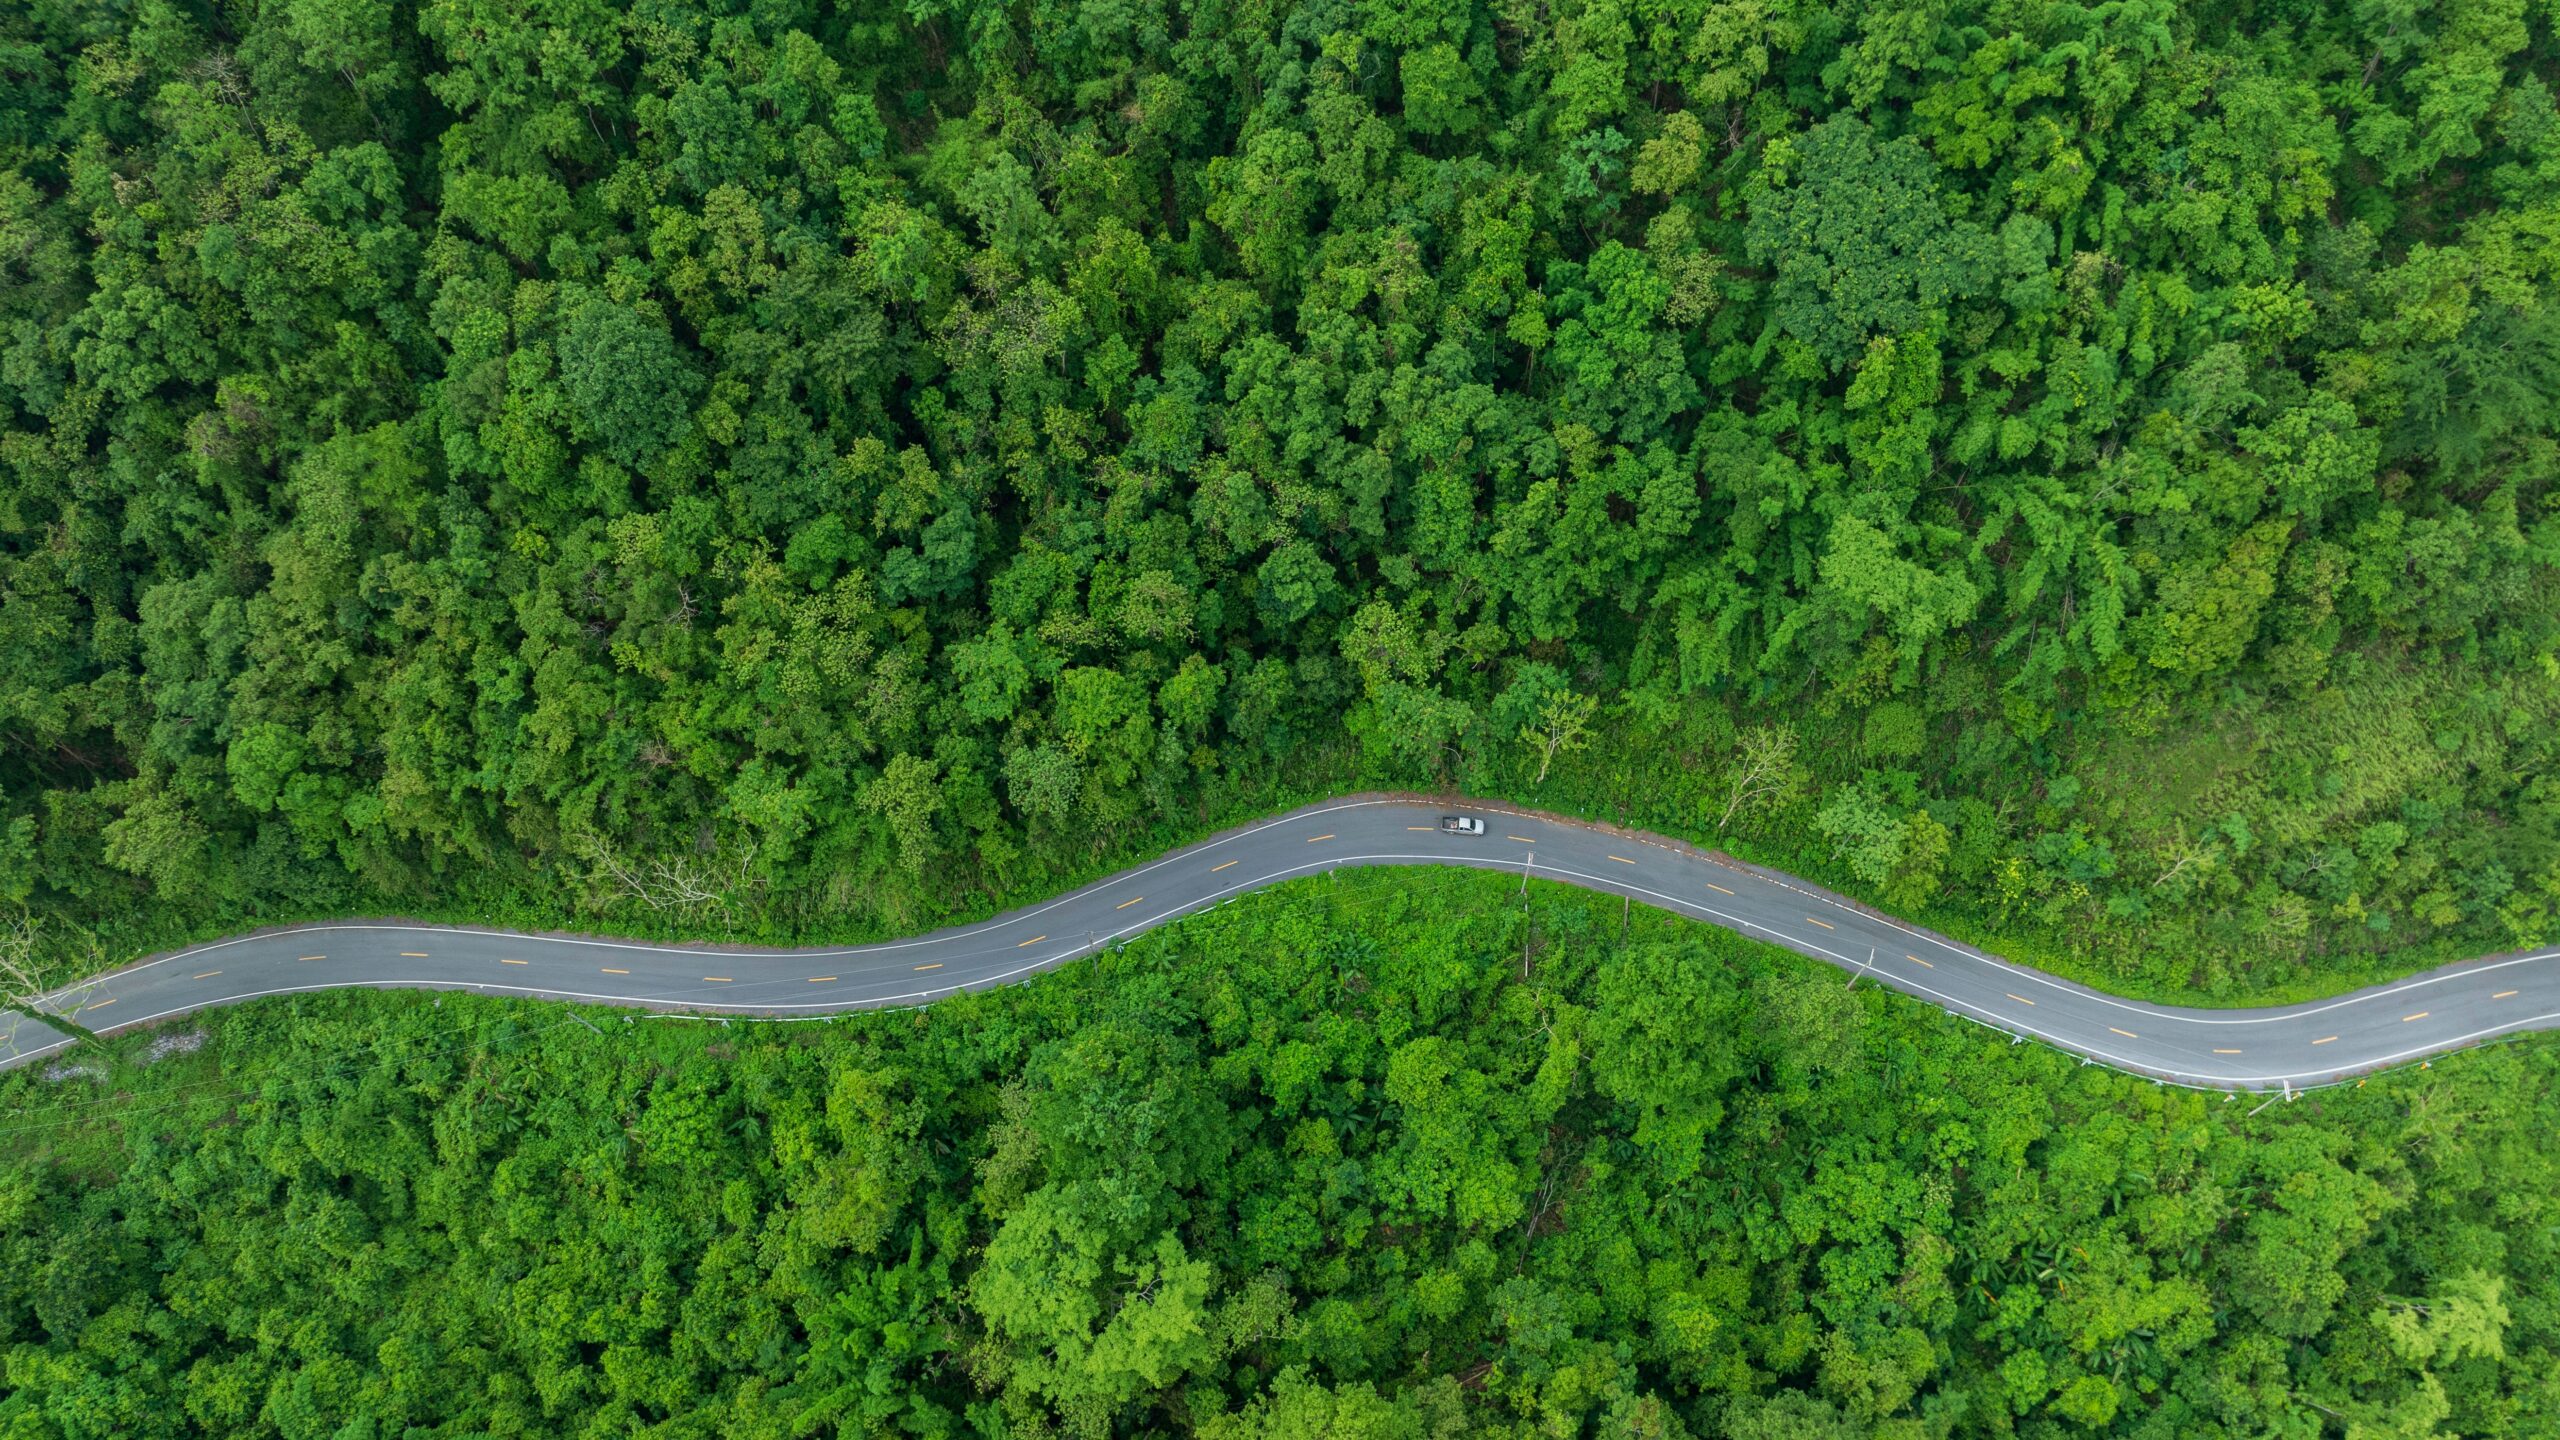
[26,795,2560,1091]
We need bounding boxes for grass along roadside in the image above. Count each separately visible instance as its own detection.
[12,670,2548,1019]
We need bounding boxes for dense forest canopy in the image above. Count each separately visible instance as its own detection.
[3,873,2554,1438]
[2,0,2558,986]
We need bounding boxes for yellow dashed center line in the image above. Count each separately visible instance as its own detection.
[104,818,2511,1085]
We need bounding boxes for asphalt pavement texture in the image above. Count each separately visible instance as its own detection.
[6,796,2555,1091]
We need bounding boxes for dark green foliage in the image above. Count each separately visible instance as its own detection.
[2,873,2552,1436]
[558,298,703,468]
[1743,115,1997,372]
[2,0,2559,999]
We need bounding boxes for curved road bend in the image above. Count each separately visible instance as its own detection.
[4,796,2556,1092]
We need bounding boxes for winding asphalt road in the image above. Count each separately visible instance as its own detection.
[5,796,2556,1091]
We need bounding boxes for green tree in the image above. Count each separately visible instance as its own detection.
[1516,686,1598,784]
[1743,116,1996,371]
[558,298,701,467]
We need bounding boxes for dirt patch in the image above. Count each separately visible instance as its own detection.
[140,1030,208,1065]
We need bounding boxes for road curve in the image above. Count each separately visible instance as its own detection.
[5,796,2556,1091]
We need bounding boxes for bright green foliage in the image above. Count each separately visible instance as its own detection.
[2,872,2553,1436]
[1,0,2558,1006]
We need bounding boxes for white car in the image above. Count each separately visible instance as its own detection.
[1439,816,1485,835]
